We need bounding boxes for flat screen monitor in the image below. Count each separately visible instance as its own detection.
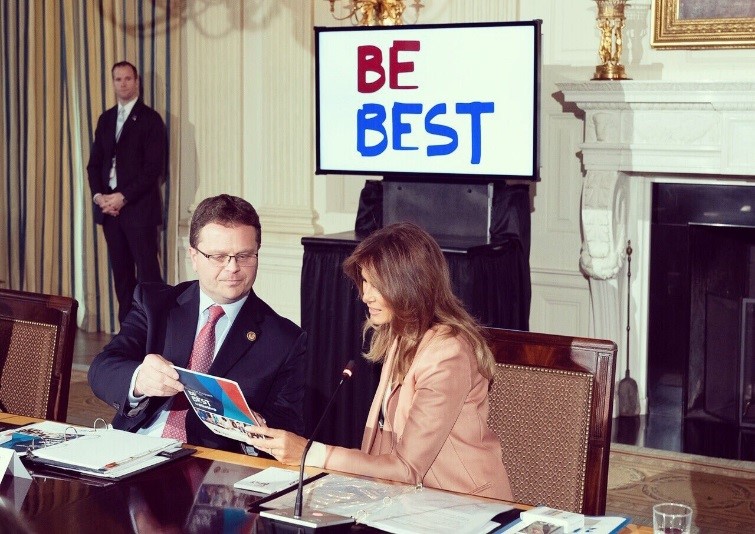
[315,21,541,181]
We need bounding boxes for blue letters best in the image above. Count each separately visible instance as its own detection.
[456,102,494,165]
[426,103,458,157]
[357,103,388,156]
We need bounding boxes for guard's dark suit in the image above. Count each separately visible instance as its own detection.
[87,100,166,322]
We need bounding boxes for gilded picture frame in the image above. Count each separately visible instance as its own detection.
[652,0,755,49]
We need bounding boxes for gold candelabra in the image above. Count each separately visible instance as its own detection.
[326,0,424,26]
[593,0,629,80]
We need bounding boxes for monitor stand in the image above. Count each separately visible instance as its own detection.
[381,179,492,244]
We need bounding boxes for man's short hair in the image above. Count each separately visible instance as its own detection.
[112,61,138,79]
[189,194,262,247]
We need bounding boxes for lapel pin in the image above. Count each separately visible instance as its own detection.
[246,331,257,342]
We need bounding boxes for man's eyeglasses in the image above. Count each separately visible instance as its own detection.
[194,247,258,267]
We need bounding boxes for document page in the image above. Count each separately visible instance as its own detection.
[261,473,407,516]
[359,485,512,534]
[261,473,511,534]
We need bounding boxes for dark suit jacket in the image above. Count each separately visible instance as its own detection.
[86,100,165,227]
[87,282,307,452]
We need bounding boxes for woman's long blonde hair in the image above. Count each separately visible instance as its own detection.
[343,222,495,382]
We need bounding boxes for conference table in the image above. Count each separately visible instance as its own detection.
[0,414,650,533]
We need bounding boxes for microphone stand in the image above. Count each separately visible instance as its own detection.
[294,366,351,517]
[261,361,356,528]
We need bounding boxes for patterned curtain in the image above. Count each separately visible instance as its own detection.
[0,1,180,333]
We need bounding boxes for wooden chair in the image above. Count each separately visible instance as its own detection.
[0,288,78,421]
[485,327,617,515]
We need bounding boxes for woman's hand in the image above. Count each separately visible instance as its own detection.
[246,427,308,465]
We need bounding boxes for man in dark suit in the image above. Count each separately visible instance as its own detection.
[88,195,306,453]
[87,60,165,324]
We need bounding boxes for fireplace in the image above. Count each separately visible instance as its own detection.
[557,81,755,423]
[648,182,755,428]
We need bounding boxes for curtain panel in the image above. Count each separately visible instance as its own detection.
[0,1,180,332]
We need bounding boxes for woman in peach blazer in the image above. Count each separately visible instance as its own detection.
[248,222,512,500]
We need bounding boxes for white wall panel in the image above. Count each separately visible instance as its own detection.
[243,4,316,237]
[420,0,517,24]
[528,97,586,298]
[530,269,590,336]
[252,242,304,325]
[520,1,596,66]
[182,3,244,211]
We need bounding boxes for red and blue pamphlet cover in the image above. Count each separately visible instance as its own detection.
[174,366,267,442]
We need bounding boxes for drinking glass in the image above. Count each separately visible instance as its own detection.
[653,503,693,534]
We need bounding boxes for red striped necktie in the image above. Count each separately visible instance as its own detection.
[162,305,225,441]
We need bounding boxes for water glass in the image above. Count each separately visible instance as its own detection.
[653,502,693,534]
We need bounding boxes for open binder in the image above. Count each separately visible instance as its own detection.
[23,420,193,480]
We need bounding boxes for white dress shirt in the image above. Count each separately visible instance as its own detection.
[128,291,248,437]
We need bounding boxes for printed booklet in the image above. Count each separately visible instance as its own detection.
[174,367,267,443]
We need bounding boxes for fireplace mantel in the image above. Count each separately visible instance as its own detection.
[556,81,755,413]
[559,81,755,176]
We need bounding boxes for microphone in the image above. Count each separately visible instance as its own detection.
[261,360,356,528]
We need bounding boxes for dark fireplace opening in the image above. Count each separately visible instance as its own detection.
[647,182,755,460]
[692,225,755,422]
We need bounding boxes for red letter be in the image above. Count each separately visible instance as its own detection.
[357,45,385,93]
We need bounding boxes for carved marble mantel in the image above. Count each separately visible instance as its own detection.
[557,81,755,413]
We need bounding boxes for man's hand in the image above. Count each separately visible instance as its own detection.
[95,192,127,216]
[133,353,184,397]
